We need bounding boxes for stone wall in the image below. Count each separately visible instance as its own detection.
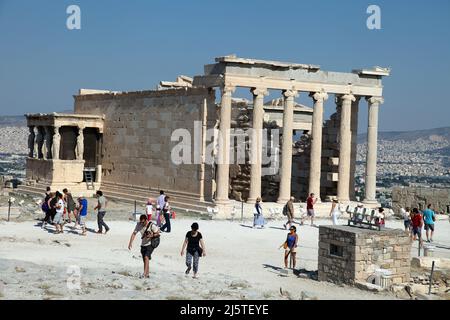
[74,88,216,201]
[392,187,450,214]
[26,158,85,184]
[318,225,411,286]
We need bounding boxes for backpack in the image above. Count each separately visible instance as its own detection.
[41,195,50,212]
[282,204,288,216]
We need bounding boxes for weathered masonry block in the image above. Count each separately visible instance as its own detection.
[318,225,411,286]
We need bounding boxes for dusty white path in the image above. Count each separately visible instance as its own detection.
[0,217,449,300]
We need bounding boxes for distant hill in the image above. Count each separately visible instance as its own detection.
[358,127,450,143]
[0,115,26,127]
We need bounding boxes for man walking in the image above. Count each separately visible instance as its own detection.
[94,190,110,234]
[306,193,317,226]
[411,208,423,247]
[77,196,88,236]
[128,214,160,278]
[283,197,295,230]
[422,204,436,242]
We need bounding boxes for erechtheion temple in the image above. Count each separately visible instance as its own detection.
[21,55,389,216]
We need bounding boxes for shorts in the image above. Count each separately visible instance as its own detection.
[141,245,155,261]
[79,215,87,226]
[307,209,315,217]
[285,247,297,254]
[412,227,422,237]
[53,212,63,225]
[424,224,434,232]
[404,220,411,229]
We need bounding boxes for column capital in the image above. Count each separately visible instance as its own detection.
[341,94,356,103]
[366,96,384,105]
[251,87,269,97]
[77,125,85,131]
[310,91,329,102]
[282,89,299,99]
[221,84,236,95]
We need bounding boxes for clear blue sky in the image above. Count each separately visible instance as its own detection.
[0,0,449,132]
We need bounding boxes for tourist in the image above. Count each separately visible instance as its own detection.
[279,225,298,269]
[77,196,88,236]
[160,196,172,233]
[180,222,206,279]
[253,197,265,229]
[283,197,295,230]
[306,193,317,226]
[41,192,53,228]
[329,199,341,225]
[411,208,423,246]
[63,188,77,225]
[422,204,436,243]
[128,214,160,278]
[375,208,386,227]
[94,190,110,234]
[402,207,412,232]
[53,192,65,234]
[145,198,154,221]
[156,190,165,227]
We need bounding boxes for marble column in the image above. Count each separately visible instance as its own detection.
[350,97,361,200]
[248,87,268,203]
[337,94,356,202]
[308,91,328,201]
[364,96,384,204]
[215,85,235,204]
[277,89,298,204]
[27,126,35,158]
[76,126,85,160]
[52,126,61,160]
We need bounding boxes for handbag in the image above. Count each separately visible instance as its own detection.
[150,236,160,249]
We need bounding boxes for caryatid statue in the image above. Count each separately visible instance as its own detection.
[28,126,35,158]
[35,127,44,159]
[76,126,84,160]
[42,127,51,160]
[52,126,61,160]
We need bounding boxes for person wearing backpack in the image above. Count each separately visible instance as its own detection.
[283,197,295,230]
[41,192,53,228]
[128,214,160,278]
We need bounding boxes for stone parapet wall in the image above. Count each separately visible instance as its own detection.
[392,187,450,214]
[318,225,411,286]
[26,158,85,184]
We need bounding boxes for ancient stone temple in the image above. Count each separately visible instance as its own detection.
[22,56,389,215]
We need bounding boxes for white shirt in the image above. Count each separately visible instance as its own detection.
[157,195,165,210]
[56,199,65,215]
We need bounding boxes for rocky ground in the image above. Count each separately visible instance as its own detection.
[0,196,449,300]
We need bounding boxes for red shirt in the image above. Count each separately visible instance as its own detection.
[307,197,314,210]
[412,214,422,228]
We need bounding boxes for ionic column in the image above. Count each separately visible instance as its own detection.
[277,89,298,204]
[350,97,361,200]
[308,91,328,201]
[248,87,269,203]
[76,126,85,160]
[215,85,235,204]
[364,96,384,203]
[337,94,356,202]
[52,126,61,160]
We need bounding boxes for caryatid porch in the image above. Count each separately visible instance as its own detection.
[25,113,105,195]
[193,56,390,206]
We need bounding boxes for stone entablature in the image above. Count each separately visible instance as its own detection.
[318,225,411,286]
[26,113,105,133]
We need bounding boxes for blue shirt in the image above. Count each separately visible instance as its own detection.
[422,209,435,225]
[79,199,88,216]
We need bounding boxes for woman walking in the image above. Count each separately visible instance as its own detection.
[253,197,265,228]
[160,196,172,233]
[53,192,65,234]
[181,222,206,279]
[145,198,154,221]
[329,199,341,225]
[280,226,298,269]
